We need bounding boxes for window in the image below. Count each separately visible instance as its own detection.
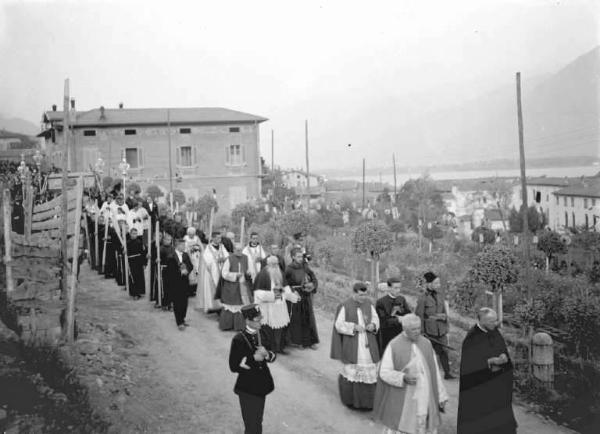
[177,146,195,167]
[565,212,568,227]
[584,198,589,208]
[125,147,143,169]
[556,196,559,206]
[572,212,576,228]
[83,130,96,137]
[124,129,137,135]
[546,194,549,202]
[571,197,575,207]
[229,127,240,133]
[225,144,245,166]
[563,197,567,206]
[585,214,589,229]
[179,128,191,134]
[594,199,597,206]
[535,191,541,203]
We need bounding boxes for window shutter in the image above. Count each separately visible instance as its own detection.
[225,144,230,165]
[138,147,144,168]
[176,147,181,166]
[241,144,246,165]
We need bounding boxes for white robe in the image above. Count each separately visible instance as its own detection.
[254,278,299,329]
[380,341,448,434]
[197,243,228,312]
[334,305,380,384]
[242,244,267,282]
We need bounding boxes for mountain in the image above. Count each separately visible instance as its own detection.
[0,115,39,136]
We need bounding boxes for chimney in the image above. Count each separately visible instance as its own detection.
[100,106,106,120]
[119,102,124,109]
[52,104,57,111]
[70,98,75,109]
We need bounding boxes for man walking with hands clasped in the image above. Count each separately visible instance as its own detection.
[229,304,276,434]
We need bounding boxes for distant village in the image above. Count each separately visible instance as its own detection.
[1,101,599,235]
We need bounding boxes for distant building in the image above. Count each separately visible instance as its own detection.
[0,130,40,161]
[281,169,325,198]
[553,182,600,231]
[38,104,267,212]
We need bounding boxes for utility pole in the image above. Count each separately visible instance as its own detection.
[167,109,173,193]
[60,78,70,295]
[362,158,366,209]
[271,129,274,173]
[392,153,398,203]
[305,120,310,211]
[516,72,530,270]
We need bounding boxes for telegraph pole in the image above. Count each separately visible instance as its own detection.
[516,73,530,266]
[271,129,274,173]
[362,158,366,209]
[305,120,310,211]
[60,79,70,295]
[167,109,173,193]
[392,153,398,203]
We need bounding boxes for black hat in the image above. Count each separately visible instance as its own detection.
[423,271,437,283]
[353,282,368,292]
[241,304,261,320]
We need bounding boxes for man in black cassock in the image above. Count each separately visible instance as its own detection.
[457,308,517,434]
[229,304,276,434]
[149,231,161,306]
[104,219,118,279]
[284,247,319,349]
[127,228,147,299]
[97,215,105,274]
[375,276,411,354]
[160,232,175,310]
[165,238,193,330]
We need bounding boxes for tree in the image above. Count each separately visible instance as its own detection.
[376,187,392,204]
[145,184,164,201]
[172,189,186,206]
[468,245,519,325]
[397,176,446,231]
[126,182,141,196]
[537,230,567,272]
[192,194,218,225]
[471,226,496,245]
[263,168,297,210]
[388,220,406,240]
[276,210,311,238]
[352,220,394,290]
[422,222,444,254]
[509,205,546,233]
[232,202,260,228]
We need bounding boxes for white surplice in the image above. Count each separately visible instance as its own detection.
[242,244,267,282]
[197,243,228,312]
[254,278,299,329]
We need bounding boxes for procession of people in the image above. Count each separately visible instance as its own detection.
[80,187,518,434]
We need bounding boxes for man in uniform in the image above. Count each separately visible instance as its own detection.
[415,271,454,379]
[228,304,276,434]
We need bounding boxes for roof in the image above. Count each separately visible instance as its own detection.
[434,177,516,193]
[526,177,571,187]
[42,107,268,127]
[484,208,507,221]
[553,183,600,198]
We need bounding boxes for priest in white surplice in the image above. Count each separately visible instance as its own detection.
[242,232,267,283]
[197,232,228,313]
[373,313,448,434]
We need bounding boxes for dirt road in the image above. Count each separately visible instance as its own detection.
[72,265,571,433]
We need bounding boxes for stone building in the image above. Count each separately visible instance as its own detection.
[39,104,267,212]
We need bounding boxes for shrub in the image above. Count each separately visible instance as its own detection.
[171,189,186,206]
[145,184,164,200]
[126,182,141,195]
[276,210,312,237]
[232,202,260,227]
[469,245,519,292]
[471,226,496,244]
[352,220,393,259]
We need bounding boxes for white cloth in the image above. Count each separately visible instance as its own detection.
[197,244,228,311]
[379,340,448,434]
[127,210,144,234]
[334,305,380,384]
[221,256,250,312]
[254,278,298,329]
[242,244,267,281]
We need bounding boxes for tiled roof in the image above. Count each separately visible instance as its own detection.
[43,107,268,127]
[553,183,600,198]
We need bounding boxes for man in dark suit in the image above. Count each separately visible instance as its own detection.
[229,304,276,434]
[143,195,159,230]
[165,238,193,330]
[376,276,411,353]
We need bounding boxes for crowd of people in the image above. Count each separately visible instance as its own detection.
[76,187,516,434]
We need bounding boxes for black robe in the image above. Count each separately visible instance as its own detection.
[104,226,118,279]
[97,223,105,274]
[150,242,158,302]
[284,262,319,347]
[457,325,517,434]
[160,244,176,307]
[229,328,276,397]
[127,237,147,297]
[375,295,411,354]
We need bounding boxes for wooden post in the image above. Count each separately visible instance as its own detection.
[24,185,33,242]
[2,189,14,293]
[65,177,83,342]
[167,109,173,193]
[61,78,70,294]
[102,215,109,273]
[155,220,162,306]
[497,290,504,328]
[94,200,99,269]
[305,120,310,211]
[83,211,91,269]
[146,220,151,300]
[240,216,246,246]
[122,222,129,295]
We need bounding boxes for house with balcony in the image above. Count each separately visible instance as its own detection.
[38,104,267,212]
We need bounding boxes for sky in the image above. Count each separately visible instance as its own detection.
[0,0,598,171]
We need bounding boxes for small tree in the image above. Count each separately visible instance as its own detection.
[126,182,141,196]
[537,230,567,272]
[232,202,260,228]
[469,245,519,325]
[276,210,312,238]
[509,205,546,233]
[145,184,164,201]
[388,220,405,241]
[422,222,444,254]
[352,220,394,291]
[172,189,186,206]
[471,226,496,245]
[193,194,218,227]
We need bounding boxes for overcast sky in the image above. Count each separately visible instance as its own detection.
[0,0,598,170]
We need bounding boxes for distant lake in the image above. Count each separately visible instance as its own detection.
[334,165,600,185]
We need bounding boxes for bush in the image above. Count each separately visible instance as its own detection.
[471,226,496,244]
[171,189,186,206]
[126,182,141,196]
[276,210,312,237]
[145,184,164,200]
[232,202,260,227]
[352,220,393,258]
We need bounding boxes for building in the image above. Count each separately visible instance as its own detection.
[281,169,325,198]
[553,181,600,231]
[39,104,267,212]
[0,130,40,161]
[511,177,571,227]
